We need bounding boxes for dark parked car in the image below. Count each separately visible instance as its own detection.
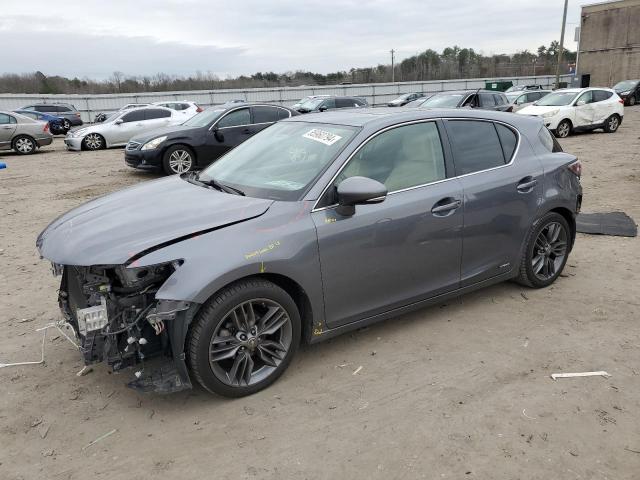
[125,104,298,175]
[38,107,582,397]
[421,90,513,112]
[20,103,83,129]
[612,79,640,106]
[387,92,425,107]
[13,109,68,135]
[295,96,368,113]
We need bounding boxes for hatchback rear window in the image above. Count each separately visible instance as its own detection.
[446,120,507,175]
[495,124,518,161]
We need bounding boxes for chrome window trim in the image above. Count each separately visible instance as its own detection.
[311,117,521,213]
[209,104,291,131]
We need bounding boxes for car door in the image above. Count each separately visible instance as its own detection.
[250,105,289,134]
[591,90,614,124]
[573,90,595,127]
[443,119,543,286]
[111,109,146,144]
[0,113,17,147]
[142,108,173,132]
[479,93,497,110]
[318,98,336,112]
[312,120,463,327]
[206,107,252,159]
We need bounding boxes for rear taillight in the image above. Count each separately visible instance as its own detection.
[619,99,624,104]
[43,123,49,133]
[196,106,203,112]
[568,159,582,177]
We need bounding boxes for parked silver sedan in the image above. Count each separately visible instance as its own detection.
[65,107,183,151]
[0,110,53,155]
[506,90,551,112]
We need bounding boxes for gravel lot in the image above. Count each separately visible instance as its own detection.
[1,109,639,480]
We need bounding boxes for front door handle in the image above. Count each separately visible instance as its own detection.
[517,177,538,193]
[431,198,462,216]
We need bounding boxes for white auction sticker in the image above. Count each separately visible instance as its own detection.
[302,129,342,146]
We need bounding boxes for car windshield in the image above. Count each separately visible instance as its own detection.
[198,121,358,201]
[298,98,325,110]
[422,94,465,108]
[535,91,580,106]
[505,93,521,102]
[613,80,637,91]
[182,108,226,127]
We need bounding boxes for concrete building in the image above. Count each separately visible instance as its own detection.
[577,0,640,87]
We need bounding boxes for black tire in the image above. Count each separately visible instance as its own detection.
[554,119,571,138]
[516,212,571,288]
[162,144,195,175]
[628,95,636,106]
[82,133,105,150]
[62,119,71,131]
[603,114,621,133]
[188,279,301,397]
[12,135,36,155]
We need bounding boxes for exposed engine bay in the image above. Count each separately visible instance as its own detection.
[55,261,194,393]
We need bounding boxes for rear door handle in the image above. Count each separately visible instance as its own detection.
[517,177,538,193]
[431,198,462,216]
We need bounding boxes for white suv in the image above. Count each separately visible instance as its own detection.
[517,88,624,138]
[152,101,202,120]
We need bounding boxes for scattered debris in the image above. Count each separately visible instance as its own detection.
[82,429,117,451]
[30,418,43,428]
[147,409,155,419]
[18,318,34,323]
[551,371,610,380]
[328,405,337,410]
[352,366,363,375]
[520,293,529,300]
[336,363,348,368]
[38,424,51,439]
[522,409,537,420]
[569,451,578,457]
[370,351,377,356]
[76,366,93,377]
[624,447,640,454]
[0,327,47,368]
[243,406,255,415]
[42,449,55,457]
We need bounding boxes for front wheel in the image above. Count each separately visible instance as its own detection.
[603,114,620,133]
[82,133,105,150]
[188,279,301,397]
[162,145,195,175]
[62,119,71,131]
[516,212,571,288]
[554,120,571,138]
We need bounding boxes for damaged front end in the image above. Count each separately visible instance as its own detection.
[55,261,196,393]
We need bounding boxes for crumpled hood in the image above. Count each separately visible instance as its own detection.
[518,105,564,116]
[37,176,274,266]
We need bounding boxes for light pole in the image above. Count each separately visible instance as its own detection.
[555,0,569,88]
[390,49,395,83]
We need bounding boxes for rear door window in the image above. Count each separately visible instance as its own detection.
[479,93,496,107]
[493,94,506,105]
[320,98,336,110]
[335,98,356,108]
[252,106,282,124]
[0,113,14,124]
[593,90,613,102]
[144,109,171,120]
[538,127,563,153]
[57,106,72,112]
[446,120,507,175]
[495,123,518,161]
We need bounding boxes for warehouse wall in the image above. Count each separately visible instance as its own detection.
[579,0,640,86]
[0,74,572,123]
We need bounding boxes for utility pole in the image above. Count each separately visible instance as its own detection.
[555,0,569,88]
[390,49,395,83]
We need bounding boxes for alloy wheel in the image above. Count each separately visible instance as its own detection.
[63,119,71,130]
[556,121,570,138]
[208,299,292,387]
[15,137,34,153]
[84,133,103,150]
[168,150,193,173]
[607,116,619,131]
[531,221,567,281]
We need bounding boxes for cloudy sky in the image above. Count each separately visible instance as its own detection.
[1,0,582,79]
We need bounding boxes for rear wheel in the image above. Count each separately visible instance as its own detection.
[628,95,636,106]
[82,133,105,150]
[517,212,570,288]
[603,114,620,133]
[12,135,36,155]
[62,119,71,130]
[162,145,195,175]
[554,120,571,138]
[188,279,301,397]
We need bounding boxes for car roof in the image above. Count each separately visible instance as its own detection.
[432,89,501,95]
[284,106,542,129]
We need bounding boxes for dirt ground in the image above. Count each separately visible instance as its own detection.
[1,109,639,480]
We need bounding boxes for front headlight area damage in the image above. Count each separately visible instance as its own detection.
[56,261,196,394]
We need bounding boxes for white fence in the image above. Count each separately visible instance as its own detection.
[0,74,573,122]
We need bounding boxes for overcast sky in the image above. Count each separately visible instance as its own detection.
[1,0,582,79]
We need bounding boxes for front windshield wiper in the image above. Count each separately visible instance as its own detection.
[196,173,245,196]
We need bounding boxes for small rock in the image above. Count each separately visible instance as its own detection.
[42,449,54,457]
[243,406,254,415]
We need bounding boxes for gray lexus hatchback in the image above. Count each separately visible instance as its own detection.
[37,108,582,397]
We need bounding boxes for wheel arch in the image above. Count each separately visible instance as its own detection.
[12,133,36,149]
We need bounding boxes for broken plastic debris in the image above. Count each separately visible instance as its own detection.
[76,366,93,377]
[551,371,610,380]
[352,366,363,375]
[82,429,117,450]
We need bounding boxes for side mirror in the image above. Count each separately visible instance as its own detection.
[336,176,387,216]
[318,106,328,112]
[114,118,123,125]
[576,99,586,106]
[211,125,223,142]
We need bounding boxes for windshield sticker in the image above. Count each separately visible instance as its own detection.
[265,179,304,190]
[303,128,342,146]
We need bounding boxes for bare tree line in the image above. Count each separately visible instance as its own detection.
[0,43,575,94]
